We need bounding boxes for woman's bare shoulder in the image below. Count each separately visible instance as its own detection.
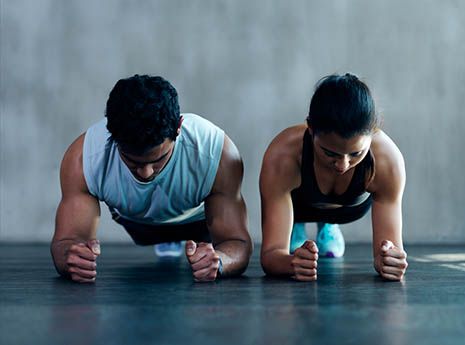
[260,124,307,192]
[264,124,307,161]
[369,130,406,194]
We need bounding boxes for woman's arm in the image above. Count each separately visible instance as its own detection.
[259,129,318,280]
[370,132,408,281]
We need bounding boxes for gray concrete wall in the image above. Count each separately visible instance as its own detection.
[1,0,464,243]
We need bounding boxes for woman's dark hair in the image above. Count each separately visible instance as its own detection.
[306,73,378,138]
[105,75,180,154]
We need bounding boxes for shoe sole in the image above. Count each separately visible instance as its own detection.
[155,251,183,257]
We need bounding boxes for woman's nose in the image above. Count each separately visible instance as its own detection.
[335,156,350,170]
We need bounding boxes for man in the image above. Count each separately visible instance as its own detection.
[51,75,252,283]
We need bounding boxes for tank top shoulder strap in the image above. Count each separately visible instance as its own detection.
[346,149,375,195]
[299,129,320,195]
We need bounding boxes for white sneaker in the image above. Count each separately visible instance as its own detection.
[290,223,307,254]
[316,223,345,258]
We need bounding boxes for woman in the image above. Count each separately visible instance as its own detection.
[259,73,408,281]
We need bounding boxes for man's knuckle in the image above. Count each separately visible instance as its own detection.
[66,257,76,265]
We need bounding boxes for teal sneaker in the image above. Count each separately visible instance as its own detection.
[154,242,183,257]
[290,223,307,254]
[316,223,345,258]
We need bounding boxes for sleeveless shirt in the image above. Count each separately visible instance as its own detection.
[83,113,224,225]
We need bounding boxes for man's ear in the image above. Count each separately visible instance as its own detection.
[176,116,184,136]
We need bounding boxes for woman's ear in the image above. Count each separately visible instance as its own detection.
[307,125,313,136]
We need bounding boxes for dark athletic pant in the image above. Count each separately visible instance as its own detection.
[110,208,211,246]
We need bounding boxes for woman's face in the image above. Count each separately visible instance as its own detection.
[311,129,372,175]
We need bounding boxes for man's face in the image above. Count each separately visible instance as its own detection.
[118,138,175,182]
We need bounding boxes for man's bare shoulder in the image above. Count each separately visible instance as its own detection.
[210,134,243,195]
[60,133,88,194]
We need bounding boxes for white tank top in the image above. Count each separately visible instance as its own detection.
[83,113,224,225]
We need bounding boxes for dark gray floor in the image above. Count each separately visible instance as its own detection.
[1,243,465,345]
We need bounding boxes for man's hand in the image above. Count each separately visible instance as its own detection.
[185,240,221,282]
[291,240,319,281]
[63,239,101,283]
[376,240,408,281]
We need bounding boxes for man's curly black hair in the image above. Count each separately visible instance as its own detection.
[105,75,181,155]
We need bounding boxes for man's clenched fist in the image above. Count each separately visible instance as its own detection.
[64,239,101,283]
[185,240,221,282]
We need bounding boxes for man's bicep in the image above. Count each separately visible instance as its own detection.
[205,134,249,243]
[53,134,100,242]
[204,192,249,244]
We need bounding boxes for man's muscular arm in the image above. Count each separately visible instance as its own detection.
[51,134,101,283]
[185,135,252,281]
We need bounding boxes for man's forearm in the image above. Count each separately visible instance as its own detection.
[215,239,252,277]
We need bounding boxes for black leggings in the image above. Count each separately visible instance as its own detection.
[110,209,211,245]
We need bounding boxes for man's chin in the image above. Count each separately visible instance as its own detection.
[135,175,156,182]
